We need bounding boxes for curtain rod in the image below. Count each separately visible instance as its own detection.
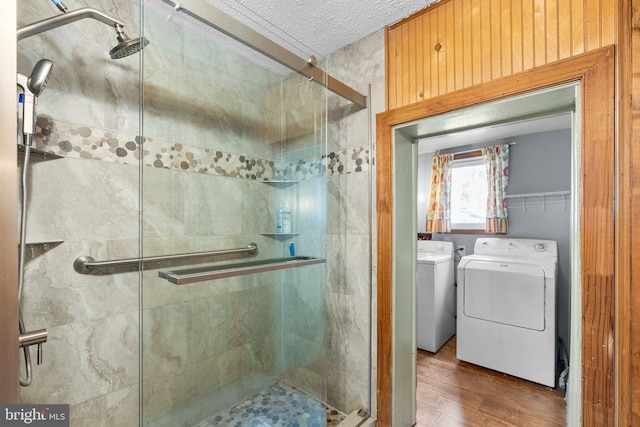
[436,141,516,157]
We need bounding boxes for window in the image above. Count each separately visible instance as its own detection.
[450,155,486,230]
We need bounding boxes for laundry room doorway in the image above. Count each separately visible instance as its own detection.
[414,90,577,426]
[375,48,619,426]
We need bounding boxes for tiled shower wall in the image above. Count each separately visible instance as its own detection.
[17,2,143,426]
[324,30,384,415]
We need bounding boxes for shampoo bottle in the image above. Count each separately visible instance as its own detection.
[281,203,292,233]
[276,203,292,233]
[276,204,284,233]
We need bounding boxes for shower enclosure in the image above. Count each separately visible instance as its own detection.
[140,1,332,425]
[13,0,372,425]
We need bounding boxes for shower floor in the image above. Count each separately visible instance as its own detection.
[194,382,345,427]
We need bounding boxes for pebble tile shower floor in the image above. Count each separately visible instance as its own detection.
[194,382,345,427]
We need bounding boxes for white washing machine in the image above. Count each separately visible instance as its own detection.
[457,238,557,387]
[416,240,455,353]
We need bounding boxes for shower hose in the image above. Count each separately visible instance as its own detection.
[18,134,33,387]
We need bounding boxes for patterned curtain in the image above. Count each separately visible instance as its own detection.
[481,144,510,233]
[425,153,455,232]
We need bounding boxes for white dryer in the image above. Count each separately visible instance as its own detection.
[457,238,557,387]
[416,240,455,353]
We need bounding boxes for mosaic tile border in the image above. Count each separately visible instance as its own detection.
[34,118,371,180]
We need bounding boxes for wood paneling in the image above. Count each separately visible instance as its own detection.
[386,0,616,110]
[377,47,616,426]
[629,1,640,425]
[375,98,394,427]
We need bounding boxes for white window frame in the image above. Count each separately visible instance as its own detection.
[450,155,487,231]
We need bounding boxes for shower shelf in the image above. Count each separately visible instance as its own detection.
[261,232,301,237]
[23,240,64,247]
[261,180,299,185]
[159,256,326,285]
[18,144,63,160]
[21,240,64,261]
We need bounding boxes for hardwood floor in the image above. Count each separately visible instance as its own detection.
[416,336,566,427]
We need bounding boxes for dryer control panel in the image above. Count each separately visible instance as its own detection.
[473,238,557,258]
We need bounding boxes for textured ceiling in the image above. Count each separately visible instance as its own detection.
[206,0,440,58]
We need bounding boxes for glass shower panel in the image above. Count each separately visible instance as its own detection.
[140,2,328,426]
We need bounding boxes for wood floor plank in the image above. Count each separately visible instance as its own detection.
[416,337,566,426]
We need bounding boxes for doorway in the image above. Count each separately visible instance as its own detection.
[376,47,617,426]
[410,82,579,426]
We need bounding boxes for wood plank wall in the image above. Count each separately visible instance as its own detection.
[386,0,616,110]
[630,2,640,425]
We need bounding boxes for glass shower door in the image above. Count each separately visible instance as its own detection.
[140,1,329,425]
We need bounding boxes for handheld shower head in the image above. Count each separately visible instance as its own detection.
[17,59,54,139]
[110,25,149,59]
[27,59,53,96]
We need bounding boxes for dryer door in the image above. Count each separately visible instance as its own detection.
[463,260,546,331]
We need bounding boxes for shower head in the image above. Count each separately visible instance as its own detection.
[110,25,150,59]
[18,8,149,59]
[17,59,54,139]
[27,59,54,96]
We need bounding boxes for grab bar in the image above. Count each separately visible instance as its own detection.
[74,243,258,273]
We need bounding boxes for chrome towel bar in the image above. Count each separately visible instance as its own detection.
[159,256,326,285]
[74,243,258,274]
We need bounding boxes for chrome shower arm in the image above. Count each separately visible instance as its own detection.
[17,7,124,41]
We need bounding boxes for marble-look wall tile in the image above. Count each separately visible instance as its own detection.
[321,29,384,416]
[325,292,370,413]
[326,234,346,295]
[345,170,372,236]
[236,285,279,344]
[292,177,327,237]
[282,333,326,401]
[241,336,281,394]
[25,157,139,242]
[22,241,108,328]
[282,266,325,345]
[142,282,282,421]
[327,175,346,235]
[345,235,372,299]
[70,383,139,427]
[185,294,238,363]
[183,175,273,237]
[143,6,279,161]
[142,301,189,378]
[20,313,139,406]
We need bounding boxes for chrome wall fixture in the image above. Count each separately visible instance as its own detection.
[74,243,259,273]
[17,7,149,59]
[159,256,326,285]
[160,0,367,109]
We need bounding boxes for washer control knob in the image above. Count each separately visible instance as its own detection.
[534,243,548,252]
